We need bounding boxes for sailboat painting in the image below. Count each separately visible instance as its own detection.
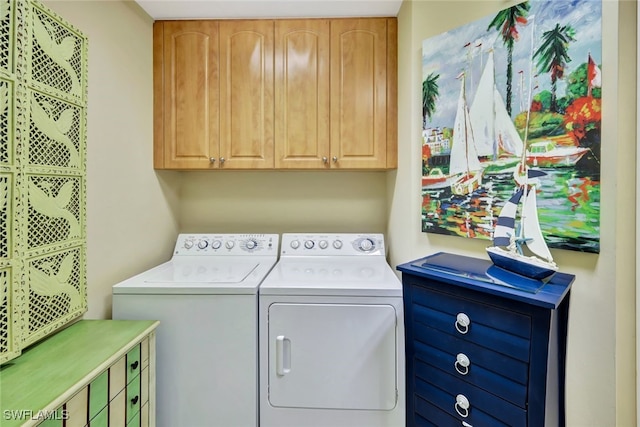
[421,0,602,254]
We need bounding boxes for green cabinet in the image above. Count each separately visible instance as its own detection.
[0,0,88,365]
[0,320,158,427]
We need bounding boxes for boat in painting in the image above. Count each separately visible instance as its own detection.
[449,74,483,196]
[422,168,459,189]
[526,139,589,167]
[469,50,524,175]
[486,183,558,281]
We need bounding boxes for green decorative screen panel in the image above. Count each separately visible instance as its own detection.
[0,78,11,165]
[31,4,84,102]
[0,0,12,74]
[27,174,81,248]
[0,1,87,364]
[29,90,81,169]
[24,246,85,345]
[0,173,10,259]
[0,268,11,355]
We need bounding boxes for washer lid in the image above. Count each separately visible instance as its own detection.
[259,258,401,297]
[113,257,277,295]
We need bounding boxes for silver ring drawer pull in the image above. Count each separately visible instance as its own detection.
[455,394,470,418]
[455,312,471,334]
[455,353,470,375]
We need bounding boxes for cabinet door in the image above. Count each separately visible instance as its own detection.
[330,19,389,169]
[274,20,330,169]
[154,21,219,169]
[219,20,274,169]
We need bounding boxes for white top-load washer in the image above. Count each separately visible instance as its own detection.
[259,233,405,427]
[112,233,279,427]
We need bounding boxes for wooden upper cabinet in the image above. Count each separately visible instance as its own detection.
[153,18,397,170]
[274,20,331,169]
[219,20,274,169]
[330,18,397,169]
[154,21,220,169]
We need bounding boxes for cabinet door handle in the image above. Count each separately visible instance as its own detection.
[275,335,291,376]
[454,353,470,375]
[455,394,470,418]
[455,312,470,334]
[322,156,328,164]
[332,156,338,163]
[130,361,139,370]
[131,395,139,405]
[209,157,216,164]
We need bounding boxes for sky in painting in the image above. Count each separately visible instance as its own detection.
[422,0,602,128]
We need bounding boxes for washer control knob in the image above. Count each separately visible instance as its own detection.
[333,239,343,249]
[225,240,235,249]
[184,240,194,249]
[290,240,300,249]
[359,238,374,252]
[245,239,257,250]
[304,240,315,249]
[211,240,222,249]
[319,240,328,249]
[198,240,208,249]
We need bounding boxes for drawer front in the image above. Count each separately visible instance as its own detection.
[414,340,527,407]
[414,358,526,426]
[126,344,141,383]
[89,370,109,421]
[88,406,108,427]
[126,375,141,423]
[412,291,531,362]
[127,409,141,427]
[414,323,529,386]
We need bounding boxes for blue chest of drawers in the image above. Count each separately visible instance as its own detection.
[397,252,574,427]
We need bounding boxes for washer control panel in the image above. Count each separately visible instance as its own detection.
[280,233,385,256]
[174,234,279,256]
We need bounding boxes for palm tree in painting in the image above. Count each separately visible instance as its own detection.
[422,72,440,128]
[486,2,530,117]
[534,23,576,113]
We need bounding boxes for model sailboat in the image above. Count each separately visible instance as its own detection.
[486,181,558,281]
[486,15,557,282]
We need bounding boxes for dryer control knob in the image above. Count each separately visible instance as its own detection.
[198,240,208,249]
[304,240,315,249]
[211,240,222,249]
[290,240,300,249]
[184,240,194,249]
[225,240,235,249]
[319,240,328,249]
[359,238,374,252]
[245,239,257,250]
[333,240,343,249]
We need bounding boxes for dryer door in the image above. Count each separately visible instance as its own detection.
[267,303,398,410]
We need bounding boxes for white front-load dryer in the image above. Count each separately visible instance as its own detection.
[259,233,405,427]
[112,233,279,427]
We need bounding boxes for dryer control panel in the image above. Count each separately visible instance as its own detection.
[174,234,279,256]
[280,233,385,257]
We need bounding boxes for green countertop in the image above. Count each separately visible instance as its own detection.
[0,320,159,427]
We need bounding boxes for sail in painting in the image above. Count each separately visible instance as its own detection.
[449,74,483,195]
[470,50,524,162]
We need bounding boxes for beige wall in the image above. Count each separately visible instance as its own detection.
[43,0,181,319]
[388,0,636,426]
[43,0,637,425]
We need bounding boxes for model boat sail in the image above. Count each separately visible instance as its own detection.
[486,181,558,281]
[449,73,483,195]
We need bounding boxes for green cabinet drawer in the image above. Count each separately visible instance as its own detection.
[126,375,141,423]
[126,344,141,383]
[126,409,140,427]
[37,408,64,427]
[88,406,108,427]
[89,370,109,420]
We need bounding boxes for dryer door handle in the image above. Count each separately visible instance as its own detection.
[276,335,291,376]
